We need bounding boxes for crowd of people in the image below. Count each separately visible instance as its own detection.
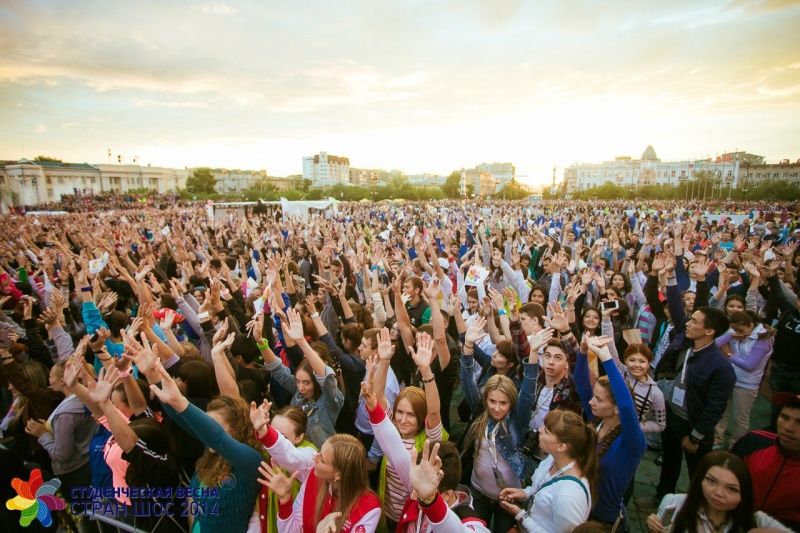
[0,197,799,533]
[21,192,186,213]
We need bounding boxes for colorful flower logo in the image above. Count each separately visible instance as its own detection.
[5,469,65,527]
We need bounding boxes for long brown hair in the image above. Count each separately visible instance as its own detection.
[594,376,630,457]
[195,396,262,486]
[314,434,374,533]
[543,410,599,502]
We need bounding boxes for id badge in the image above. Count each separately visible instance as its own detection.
[492,466,506,489]
[672,386,686,407]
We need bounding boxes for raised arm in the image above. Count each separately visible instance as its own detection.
[410,332,442,430]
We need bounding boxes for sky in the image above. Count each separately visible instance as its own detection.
[0,0,799,188]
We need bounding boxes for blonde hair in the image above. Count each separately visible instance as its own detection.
[464,374,518,453]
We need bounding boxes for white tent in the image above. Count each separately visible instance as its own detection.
[280,198,337,222]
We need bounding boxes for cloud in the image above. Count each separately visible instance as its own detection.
[198,3,238,15]
[34,124,47,133]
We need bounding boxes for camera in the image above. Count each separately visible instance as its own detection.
[521,428,540,457]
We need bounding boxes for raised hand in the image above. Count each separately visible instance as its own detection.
[586,335,614,362]
[411,332,435,369]
[89,327,111,352]
[246,313,265,342]
[422,278,441,302]
[285,308,305,342]
[257,460,298,504]
[63,353,85,389]
[211,332,235,358]
[212,316,230,345]
[529,327,555,353]
[651,253,666,273]
[360,355,379,411]
[159,309,176,330]
[409,440,444,502]
[149,360,187,411]
[377,328,394,361]
[487,286,504,310]
[545,302,569,332]
[249,399,272,437]
[88,366,120,406]
[464,316,487,345]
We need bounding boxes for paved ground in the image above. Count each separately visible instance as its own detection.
[446,385,774,533]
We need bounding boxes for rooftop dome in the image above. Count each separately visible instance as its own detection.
[641,145,658,161]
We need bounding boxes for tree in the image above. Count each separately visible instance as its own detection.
[442,172,462,199]
[498,179,529,200]
[186,167,217,195]
[34,155,62,162]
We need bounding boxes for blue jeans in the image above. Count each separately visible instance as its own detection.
[769,361,800,428]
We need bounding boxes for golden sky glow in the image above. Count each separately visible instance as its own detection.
[0,0,798,186]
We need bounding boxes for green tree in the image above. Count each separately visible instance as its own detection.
[499,179,529,200]
[442,172,462,199]
[33,155,62,162]
[186,167,217,195]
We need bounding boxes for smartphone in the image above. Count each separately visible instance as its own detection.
[600,300,619,312]
[662,505,677,528]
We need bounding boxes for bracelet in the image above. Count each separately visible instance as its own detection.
[310,312,320,319]
[559,329,572,335]
[417,492,438,507]
[421,375,436,384]
[80,286,92,293]
[497,309,507,316]
[256,338,269,351]
[97,354,112,362]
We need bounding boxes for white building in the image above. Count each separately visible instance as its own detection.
[476,162,515,191]
[211,168,266,193]
[563,146,762,194]
[302,152,350,187]
[0,159,187,206]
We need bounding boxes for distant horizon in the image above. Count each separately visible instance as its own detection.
[1,1,798,187]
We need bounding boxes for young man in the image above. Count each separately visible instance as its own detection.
[403,276,431,326]
[731,393,800,531]
[643,254,736,507]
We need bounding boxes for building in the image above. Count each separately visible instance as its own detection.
[0,158,188,206]
[476,162,515,191]
[211,169,266,193]
[741,158,800,189]
[563,146,763,194]
[463,168,496,197]
[302,151,350,187]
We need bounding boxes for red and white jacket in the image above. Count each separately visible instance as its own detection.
[260,425,381,533]
[368,404,490,533]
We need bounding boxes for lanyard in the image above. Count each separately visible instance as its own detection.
[680,348,693,385]
[485,422,502,466]
[532,460,577,495]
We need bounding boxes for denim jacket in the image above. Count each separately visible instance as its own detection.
[265,358,344,449]
[461,350,538,479]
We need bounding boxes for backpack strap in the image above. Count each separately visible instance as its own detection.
[539,475,589,504]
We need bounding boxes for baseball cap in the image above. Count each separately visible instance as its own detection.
[771,392,800,409]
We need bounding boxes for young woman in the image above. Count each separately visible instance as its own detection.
[646,451,790,533]
[251,404,317,533]
[21,351,97,504]
[575,336,647,532]
[371,330,445,532]
[460,315,541,533]
[260,309,344,448]
[147,357,264,533]
[67,362,187,532]
[602,309,667,436]
[714,311,775,449]
[253,407,381,533]
[499,410,598,533]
